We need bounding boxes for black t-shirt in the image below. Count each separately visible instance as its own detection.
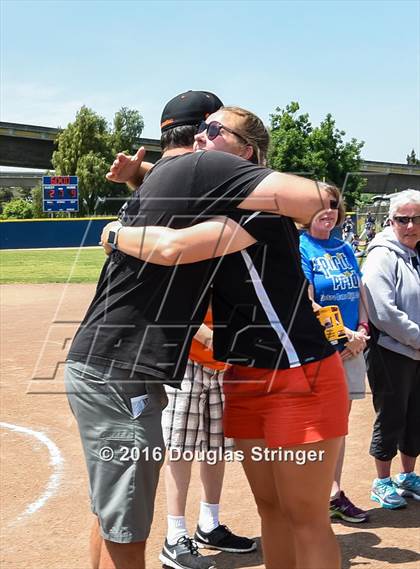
[212,211,335,368]
[68,151,271,386]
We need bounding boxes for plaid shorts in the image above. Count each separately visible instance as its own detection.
[162,360,234,452]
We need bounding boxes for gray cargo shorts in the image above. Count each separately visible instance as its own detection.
[65,360,168,543]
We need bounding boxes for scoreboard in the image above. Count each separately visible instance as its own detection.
[42,176,79,212]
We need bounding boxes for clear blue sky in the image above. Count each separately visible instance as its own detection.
[1,0,419,163]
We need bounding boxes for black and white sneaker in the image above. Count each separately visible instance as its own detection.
[194,525,256,553]
[159,536,217,569]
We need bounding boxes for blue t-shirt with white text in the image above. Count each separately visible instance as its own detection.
[299,232,362,332]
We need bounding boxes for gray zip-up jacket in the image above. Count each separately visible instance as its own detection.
[362,227,420,360]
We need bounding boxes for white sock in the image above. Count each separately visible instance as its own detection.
[167,515,188,545]
[198,502,219,533]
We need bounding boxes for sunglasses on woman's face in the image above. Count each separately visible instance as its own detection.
[393,215,420,226]
[197,121,249,145]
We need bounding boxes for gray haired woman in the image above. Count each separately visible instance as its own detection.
[362,189,420,509]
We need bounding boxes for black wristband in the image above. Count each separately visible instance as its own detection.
[107,226,122,250]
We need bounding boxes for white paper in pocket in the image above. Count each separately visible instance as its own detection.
[130,394,149,418]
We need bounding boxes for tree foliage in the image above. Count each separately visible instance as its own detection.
[406,149,420,165]
[1,198,33,219]
[52,105,144,215]
[268,102,365,208]
[112,107,145,154]
[18,187,32,199]
[31,185,46,218]
[0,189,14,212]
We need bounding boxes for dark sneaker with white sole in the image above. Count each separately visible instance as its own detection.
[194,525,256,553]
[159,536,217,569]
[329,491,369,523]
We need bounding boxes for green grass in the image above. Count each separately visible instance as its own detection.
[0,248,106,283]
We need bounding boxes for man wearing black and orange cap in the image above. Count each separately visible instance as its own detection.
[108,92,256,569]
[107,90,224,191]
[66,91,228,569]
[66,88,263,569]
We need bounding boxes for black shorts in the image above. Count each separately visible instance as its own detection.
[366,345,420,461]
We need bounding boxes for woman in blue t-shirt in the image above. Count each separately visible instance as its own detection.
[299,188,370,523]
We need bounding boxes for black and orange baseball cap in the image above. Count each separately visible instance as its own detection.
[160,90,223,133]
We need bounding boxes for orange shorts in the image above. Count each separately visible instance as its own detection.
[223,352,348,448]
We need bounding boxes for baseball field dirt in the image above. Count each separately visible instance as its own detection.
[1,284,419,569]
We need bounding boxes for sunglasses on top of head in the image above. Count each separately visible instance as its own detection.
[197,120,250,145]
[393,215,420,226]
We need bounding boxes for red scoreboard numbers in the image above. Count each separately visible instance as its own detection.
[51,176,71,185]
[47,188,77,199]
[42,176,79,212]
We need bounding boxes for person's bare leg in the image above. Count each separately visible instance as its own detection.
[199,460,225,504]
[90,517,102,569]
[331,401,352,497]
[235,439,296,569]
[331,438,346,497]
[165,457,193,515]
[375,458,392,479]
[272,437,342,569]
[99,540,146,569]
[90,518,146,569]
[400,453,417,474]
